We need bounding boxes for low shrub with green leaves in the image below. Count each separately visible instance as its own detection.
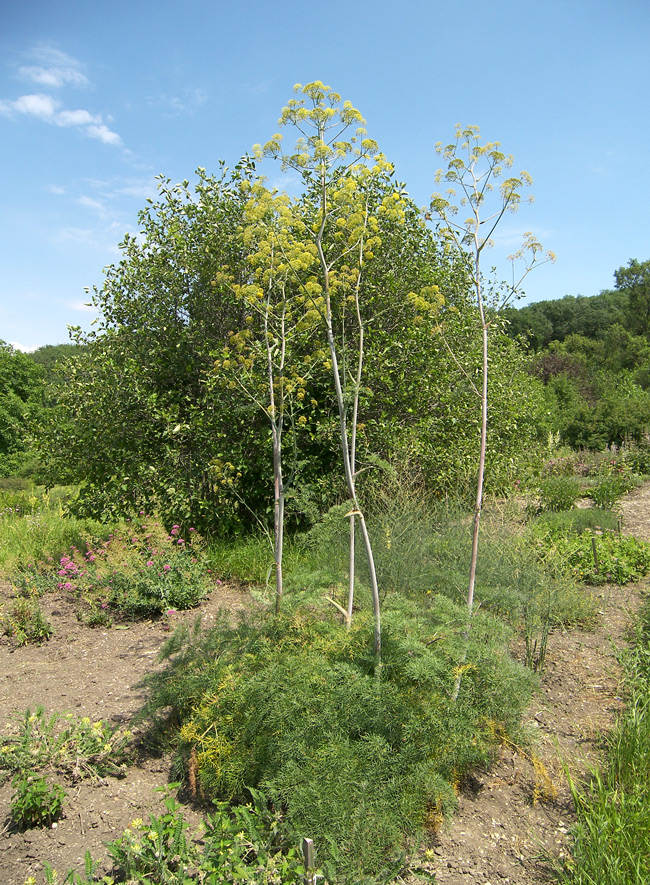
[547,532,650,585]
[140,596,536,883]
[10,771,66,830]
[590,474,636,509]
[539,476,583,512]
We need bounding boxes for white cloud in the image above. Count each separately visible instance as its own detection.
[77,195,107,214]
[0,93,122,146]
[18,46,89,89]
[57,108,98,126]
[86,123,122,145]
[18,65,89,89]
[1,45,122,146]
[11,93,59,119]
[9,341,36,353]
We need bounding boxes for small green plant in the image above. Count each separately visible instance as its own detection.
[31,789,313,884]
[37,852,108,885]
[106,784,309,884]
[0,706,131,782]
[106,784,190,884]
[0,596,52,645]
[539,476,582,512]
[10,771,66,829]
[590,474,636,509]
[554,533,650,585]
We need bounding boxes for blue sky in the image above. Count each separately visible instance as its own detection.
[1,0,648,350]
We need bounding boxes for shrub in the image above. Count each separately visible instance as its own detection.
[141,597,535,882]
[19,516,211,620]
[562,534,650,585]
[539,476,582,512]
[590,475,636,509]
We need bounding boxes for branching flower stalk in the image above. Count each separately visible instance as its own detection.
[257,82,407,663]
[430,125,555,698]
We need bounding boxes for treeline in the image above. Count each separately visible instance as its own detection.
[504,258,650,449]
[0,341,81,479]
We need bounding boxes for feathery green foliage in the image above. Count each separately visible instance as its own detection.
[140,596,535,882]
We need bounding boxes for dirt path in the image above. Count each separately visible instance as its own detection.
[1,486,649,884]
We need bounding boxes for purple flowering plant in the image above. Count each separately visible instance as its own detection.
[49,517,210,621]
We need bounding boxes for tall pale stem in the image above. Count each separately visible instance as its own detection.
[266,278,286,614]
[316,159,381,661]
[272,425,284,614]
[452,251,488,701]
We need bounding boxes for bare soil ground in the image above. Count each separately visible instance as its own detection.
[1,485,649,885]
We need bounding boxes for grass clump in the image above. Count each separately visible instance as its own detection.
[534,508,620,536]
[0,487,109,576]
[0,595,52,645]
[141,596,535,882]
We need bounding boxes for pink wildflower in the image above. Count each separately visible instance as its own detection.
[163,564,171,572]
